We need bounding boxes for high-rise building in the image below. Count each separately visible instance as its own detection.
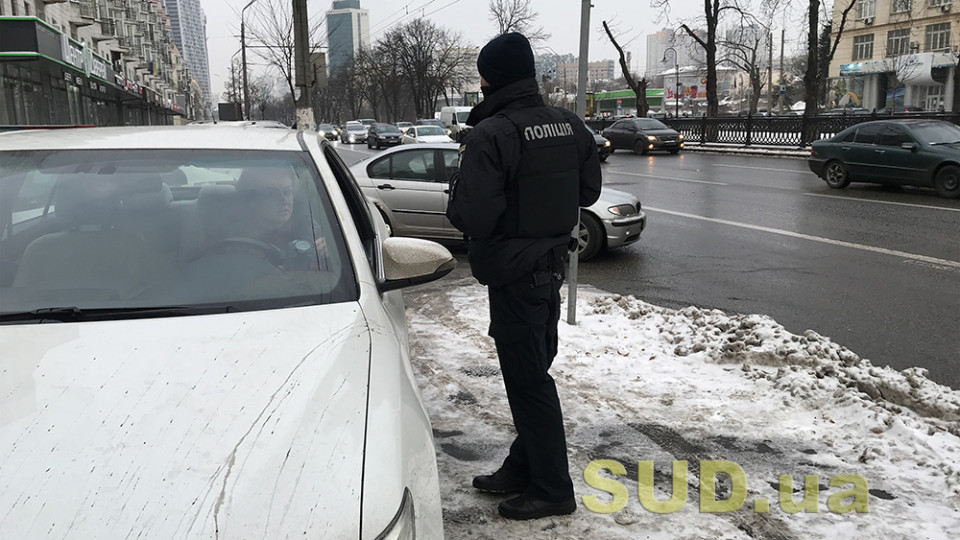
[164,0,212,116]
[326,0,370,76]
[645,28,704,81]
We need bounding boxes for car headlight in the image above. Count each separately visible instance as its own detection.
[646,135,657,141]
[318,130,326,136]
[604,140,611,147]
[447,129,452,135]
[375,488,415,540]
[608,204,636,217]
[678,134,684,140]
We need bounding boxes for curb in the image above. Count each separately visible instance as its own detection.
[682,145,810,158]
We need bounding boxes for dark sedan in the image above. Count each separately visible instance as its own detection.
[808,120,960,199]
[367,123,403,150]
[601,118,683,155]
[316,123,339,140]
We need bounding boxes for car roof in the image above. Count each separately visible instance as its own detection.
[0,125,306,151]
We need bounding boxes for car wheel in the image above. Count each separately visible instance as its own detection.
[633,140,649,156]
[823,160,850,189]
[934,165,960,199]
[376,141,382,150]
[609,148,615,154]
[576,213,604,261]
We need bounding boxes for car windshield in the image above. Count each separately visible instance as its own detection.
[632,119,669,130]
[456,112,470,123]
[416,126,445,136]
[318,124,334,130]
[0,150,357,320]
[376,125,400,134]
[913,123,960,145]
[420,119,444,127]
[346,123,364,131]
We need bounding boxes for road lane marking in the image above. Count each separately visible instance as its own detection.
[644,206,960,269]
[804,192,960,213]
[605,170,728,186]
[714,164,806,174]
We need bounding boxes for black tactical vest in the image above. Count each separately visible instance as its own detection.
[497,107,580,238]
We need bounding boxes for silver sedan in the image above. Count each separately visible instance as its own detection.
[349,143,646,260]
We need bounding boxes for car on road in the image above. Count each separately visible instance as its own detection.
[415,118,452,137]
[583,120,611,162]
[395,121,414,131]
[401,125,455,144]
[349,143,646,260]
[357,118,377,128]
[340,120,368,143]
[808,119,960,198]
[601,117,684,155]
[367,122,403,149]
[0,125,452,538]
[316,122,339,140]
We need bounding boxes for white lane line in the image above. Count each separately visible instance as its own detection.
[804,192,960,213]
[714,163,806,173]
[645,206,960,269]
[605,170,728,185]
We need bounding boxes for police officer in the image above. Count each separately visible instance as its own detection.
[446,32,602,520]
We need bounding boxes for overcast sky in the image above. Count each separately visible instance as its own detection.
[200,0,806,102]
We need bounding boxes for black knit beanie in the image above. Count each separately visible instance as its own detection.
[477,33,536,87]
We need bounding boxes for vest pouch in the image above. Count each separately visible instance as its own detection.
[518,168,579,237]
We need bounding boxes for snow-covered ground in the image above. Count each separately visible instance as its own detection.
[404,271,960,539]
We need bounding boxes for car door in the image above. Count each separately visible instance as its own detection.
[605,121,628,149]
[439,148,463,239]
[848,123,884,180]
[366,148,445,237]
[877,124,928,184]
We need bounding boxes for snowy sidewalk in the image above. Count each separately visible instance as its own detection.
[404,267,960,539]
[681,143,810,158]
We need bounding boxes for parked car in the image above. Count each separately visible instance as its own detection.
[401,125,455,144]
[601,118,684,155]
[808,119,960,198]
[340,120,368,143]
[316,122,339,140]
[0,125,452,538]
[415,118,451,137]
[348,143,646,260]
[367,123,403,149]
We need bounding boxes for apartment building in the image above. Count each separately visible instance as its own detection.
[830,0,958,111]
[0,0,202,126]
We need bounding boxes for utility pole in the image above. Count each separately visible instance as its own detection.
[778,28,785,114]
[293,0,314,130]
[569,0,591,325]
[241,0,260,121]
[767,31,773,114]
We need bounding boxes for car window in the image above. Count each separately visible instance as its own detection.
[376,125,400,134]
[879,125,911,147]
[0,149,358,318]
[854,124,881,144]
[391,149,435,181]
[839,130,856,143]
[633,119,668,130]
[442,150,459,182]
[368,156,391,179]
[911,122,960,144]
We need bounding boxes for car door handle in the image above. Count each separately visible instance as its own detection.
[841,146,851,151]
[874,149,885,154]
[377,184,395,190]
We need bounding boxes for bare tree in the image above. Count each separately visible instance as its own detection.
[488,0,550,44]
[602,20,650,117]
[247,75,275,120]
[652,0,747,117]
[721,21,769,114]
[244,0,324,104]
[394,19,470,118]
[794,0,855,117]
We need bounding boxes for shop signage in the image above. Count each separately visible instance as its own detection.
[64,72,72,83]
[61,36,85,72]
[90,55,108,80]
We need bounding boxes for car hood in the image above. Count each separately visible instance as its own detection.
[594,186,637,208]
[0,305,371,538]
[419,135,454,143]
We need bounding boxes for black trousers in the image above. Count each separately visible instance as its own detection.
[487,250,573,502]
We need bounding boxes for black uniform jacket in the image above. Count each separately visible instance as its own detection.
[446,77,602,287]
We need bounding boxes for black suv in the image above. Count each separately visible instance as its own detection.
[367,123,403,150]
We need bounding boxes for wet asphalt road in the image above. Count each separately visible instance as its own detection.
[334,142,960,389]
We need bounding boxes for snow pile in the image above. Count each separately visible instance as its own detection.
[405,278,960,539]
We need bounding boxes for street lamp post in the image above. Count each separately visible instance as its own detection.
[662,47,679,117]
[241,0,260,121]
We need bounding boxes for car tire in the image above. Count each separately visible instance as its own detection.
[823,160,850,189]
[577,213,604,261]
[633,140,649,156]
[934,165,960,199]
[376,141,382,150]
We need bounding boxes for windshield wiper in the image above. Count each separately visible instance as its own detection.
[0,304,237,323]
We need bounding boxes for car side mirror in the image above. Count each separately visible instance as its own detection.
[379,237,456,292]
[900,142,918,151]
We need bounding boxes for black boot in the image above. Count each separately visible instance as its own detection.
[497,493,577,520]
[472,468,529,494]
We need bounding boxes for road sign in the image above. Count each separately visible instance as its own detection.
[780,83,786,95]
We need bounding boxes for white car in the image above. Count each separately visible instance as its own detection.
[401,125,455,144]
[349,143,647,260]
[0,126,451,538]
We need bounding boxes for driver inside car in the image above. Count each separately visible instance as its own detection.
[235,167,329,271]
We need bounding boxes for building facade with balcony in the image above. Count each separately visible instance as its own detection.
[0,0,202,127]
[163,0,210,118]
[829,0,958,111]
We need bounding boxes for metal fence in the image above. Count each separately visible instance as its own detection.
[585,113,960,147]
